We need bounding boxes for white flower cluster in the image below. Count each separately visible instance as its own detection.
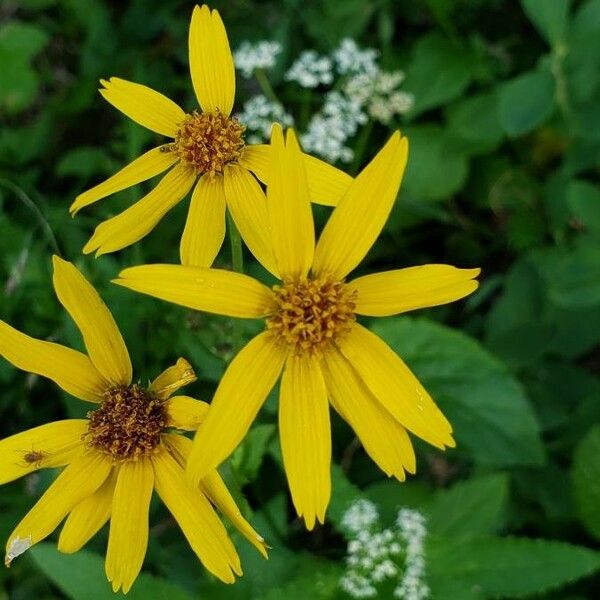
[234,40,282,78]
[235,95,294,145]
[285,50,334,88]
[339,500,429,600]
[333,38,379,77]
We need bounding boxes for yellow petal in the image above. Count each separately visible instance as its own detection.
[58,469,116,554]
[0,420,87,485]
[180,175,227,267]
[0,320,107,402]
[238,144,270,183]
[239,145,353,208]
[321,350,415,479]
[114,264,273,318]
[302,153,353,207]
[279,354,331,530]
[105,460,153,594]
[52,256,132,386]
[83,164,196,256]
[166,396,209,430]
[313,132,408,280]
[223,164,279,277]
[163,434,268,558]
[338,324,455,449]
[350,265,481,316]
[70,145,179,215]
[5,452,111,566]
[188,5,235,115]
[153,449,240,583]
[100,77,185,137]
[187,332,286,486]
[267,126,315,279]
[149,358,197,400]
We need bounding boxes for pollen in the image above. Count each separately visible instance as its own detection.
[85,385,167,462]
[267,277,357,354]
[168,110,245,176]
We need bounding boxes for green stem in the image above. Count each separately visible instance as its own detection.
[350,120,374,175]
[0,179,62,256]
[254,68,280,105]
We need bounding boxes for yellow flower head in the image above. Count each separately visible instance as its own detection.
[114,125,481,530]
[72,4,351,264]
[0,257,267,593]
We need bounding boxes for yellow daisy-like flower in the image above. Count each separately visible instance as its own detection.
[114,125,481,530]
[72,4,351,264]
[0,257,266,593]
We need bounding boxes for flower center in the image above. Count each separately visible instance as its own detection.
[85,385,167,461]
[168,110,245,176]
[267,277,357,354]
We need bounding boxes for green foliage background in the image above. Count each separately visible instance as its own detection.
[1,0,599,598]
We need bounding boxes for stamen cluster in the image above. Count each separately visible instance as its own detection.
[170,110,245,176]
[267,277,356,353]
[86,384,167,461]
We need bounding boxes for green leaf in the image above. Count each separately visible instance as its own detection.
[567,180,600,233]
[372,317,545,467]
[521,0,570,45]
[230,423,276,485]
[429,535,600,599]
[403,33,475,117]
[327,464,366,531]
[498,68,556,136]
[401,124,469,202]
[29,543,195,600]
[572,425,600,541]
[425,474,509,537]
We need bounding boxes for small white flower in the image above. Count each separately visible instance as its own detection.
[234,40,282,78]
[235,95,294,143]
[285,50,333,88]
[333,38,379,77]
[341,499,379,533]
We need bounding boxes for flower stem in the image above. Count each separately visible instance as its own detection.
[350,120,374,175]
[255,68,280,105]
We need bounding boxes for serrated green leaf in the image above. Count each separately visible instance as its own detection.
[372,317,545,467]
[572,425,600,541]
[521,0,570,45]
[429,535,600,599]
[29,543,194,600]
[425,474,509,537]
[498,68,556,136]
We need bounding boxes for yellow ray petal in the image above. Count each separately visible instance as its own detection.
[238,144,270,183]
[187,332,286,486]
[105,460,153,594]
[350,265,481,316]
[163,434,268,558]
[338,324,455,449]
[267,126,315,279]
[114,264,273,318]
[52,256,132,386]
[321,350,415,479]
[188,5,235,115]
[149,358,197,400]
[313,132,408,280]
[0,320,107,403]
[166,396,209,431]
[100,77,185,138]
[58,469,116,554]
[0,420,87,485]
[5,452,111,566]
[153,449,240,583]
[223,164,279,277]
[70,145,179,215]
[180,175,227,267]
[302,153,353,207]
[83,164,196,256]
[279,354,331,530]
[239,144,353,207]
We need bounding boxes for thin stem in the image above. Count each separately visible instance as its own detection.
[0,179,62,256]
[350,120,374,175]
[254,68,280,105]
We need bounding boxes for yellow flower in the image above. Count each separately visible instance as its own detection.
[0,256,266,593]
[114,125,481,530]
[72,4,351,263]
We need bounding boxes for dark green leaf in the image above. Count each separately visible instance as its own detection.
[572,425,600,541]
